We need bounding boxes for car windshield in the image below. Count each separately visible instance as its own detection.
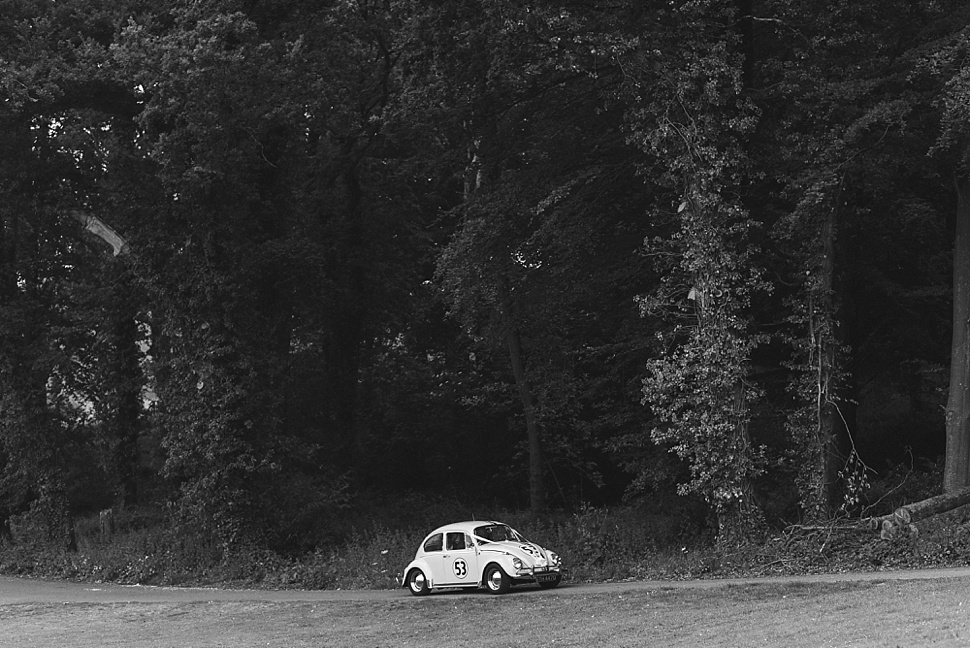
[474,524,521,543]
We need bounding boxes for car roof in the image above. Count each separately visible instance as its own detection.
[427,521,506,536]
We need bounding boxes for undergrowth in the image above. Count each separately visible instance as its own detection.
[4,464,970,590]
[0,492,713,589]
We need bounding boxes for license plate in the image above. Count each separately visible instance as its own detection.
[535,573,558,582]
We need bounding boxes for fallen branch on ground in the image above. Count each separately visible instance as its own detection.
[864,485,970,540]
[786,525,868,533]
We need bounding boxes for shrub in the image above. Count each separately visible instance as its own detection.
[0,495,719,588]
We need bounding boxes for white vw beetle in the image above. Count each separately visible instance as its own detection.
[402,521,564,595]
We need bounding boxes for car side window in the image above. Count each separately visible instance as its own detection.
[423,533,443,552]
[446,532,465,550]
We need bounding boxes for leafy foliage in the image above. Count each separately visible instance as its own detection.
[621,0,768,541]
[1,0,969,562]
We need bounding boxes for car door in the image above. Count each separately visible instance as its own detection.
[420,533,447,584]
[439,532,480,586]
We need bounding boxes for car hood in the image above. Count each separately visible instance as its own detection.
[479,540,553,566]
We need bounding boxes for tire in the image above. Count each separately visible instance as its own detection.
[537,574,562,589]
[406,568,430,596]
[483,564,511,594]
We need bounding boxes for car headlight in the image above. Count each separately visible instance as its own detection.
[512,557,524,570]
[548,552,560,566]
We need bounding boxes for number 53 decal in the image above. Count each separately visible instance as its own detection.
[453,558,468,578]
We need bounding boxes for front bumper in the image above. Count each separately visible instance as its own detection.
[514,565,566,581]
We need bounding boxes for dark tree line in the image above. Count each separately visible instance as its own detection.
[2,0,970,550]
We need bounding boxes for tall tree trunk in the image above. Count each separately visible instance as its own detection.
[109,307,142,506]
[817,192,853,512]
[331,163,367,475]
[944,175,970,492]
[461,93,545,513]
[498,278,545,516]
[792,177,856,520]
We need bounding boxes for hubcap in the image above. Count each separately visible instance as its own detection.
[487,570,503,590]
[410,572,425,591]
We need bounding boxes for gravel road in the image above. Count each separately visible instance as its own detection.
[5,568,970,647]
[6,565,970,604]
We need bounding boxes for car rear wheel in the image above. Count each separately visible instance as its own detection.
[483,564,511,594]
[537,575,562,589]
[407,568,430,596]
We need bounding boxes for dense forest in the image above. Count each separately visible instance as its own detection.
[3,0,970,558]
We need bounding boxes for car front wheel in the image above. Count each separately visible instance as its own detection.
[407,568,430,596]
[483,564,511,594]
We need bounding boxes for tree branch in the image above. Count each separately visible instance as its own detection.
[70,211,129,256]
